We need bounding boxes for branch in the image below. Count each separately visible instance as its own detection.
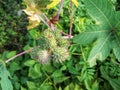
[57,0,64,20]
[42,13,55,30]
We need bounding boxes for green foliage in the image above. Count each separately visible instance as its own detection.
[6,51,16,58]
[100,62,120,90]
[0,61,13,90]
[73,0,120,67]
[0,0,27,51]
[1,0,120,90]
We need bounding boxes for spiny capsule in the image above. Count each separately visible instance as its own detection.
[38,29,57,49]
[52,29,70,48]
[52,47,69,63]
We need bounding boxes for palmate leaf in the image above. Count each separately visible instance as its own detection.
[73,0,120,67]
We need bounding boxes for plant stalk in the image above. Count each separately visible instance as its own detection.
[5,49,32,63]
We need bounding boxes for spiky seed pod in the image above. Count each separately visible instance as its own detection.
[38,36,51,49]
[38,29,57,49]
[52,29,70,48]
[43,29,57,48]
[37,50,51,64]
[57,38,70,48]
[43,29,54,37]
[52,47,69,62]
[52,29,62,39]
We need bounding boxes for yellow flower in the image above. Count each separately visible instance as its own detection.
[46,0,61,9]
[26,14,41,29]
[23,0,42,29]
[72,0,78,7]
[46,0,78,9]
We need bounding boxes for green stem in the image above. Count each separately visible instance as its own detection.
[43,71,57,90]
[80,45,86,61]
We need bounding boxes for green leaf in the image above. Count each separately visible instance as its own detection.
[0,60,13,90]
[100,66,120,90]
[73,0,120,67]
[27,81,37,90]
[51,70,63,77]
[53,76,69,84]
[108,79,120,90]
[64,83,81,90]
[60,65,67,71]
[51,70,69,83]
[73,26,99,45]
[41,64,55,73]
[113,43,120,60]
[39,83,53,90]
[28,64,42,79]
[9,62,21,75]
[88,0,115,26]
[29,29,40,39]
[24,60,36,67]
[6,51,16,58]
[21,86,27,90]
[67,61,79,74]
[91,81,99,90]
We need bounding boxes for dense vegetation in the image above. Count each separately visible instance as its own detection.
[0,0,120,90]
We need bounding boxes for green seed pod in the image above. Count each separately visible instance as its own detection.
[57,38,70,48]
[43,29,54,38]
[52,29,70,48]
[52,47,69,62]
[38,36,51,49]
[38,29,57,49]
[52,29,62,39]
